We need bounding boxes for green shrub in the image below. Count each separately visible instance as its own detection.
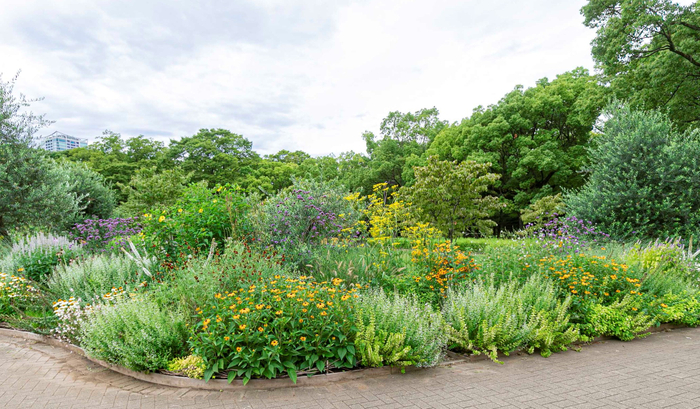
[59,161,117,223]
[650,291,700,327]
[580,296,654,341]
[627,238,698,282]
[520,194,566,230]
[189,274,357,384]
[141,183,250,266]
[566,104,700,239]
[167,355,205,379]
[0,272,40,316]
[443,275,579,362]
[48,254,151,303]
[258,178,359,266]
[80,297,188,372]
[355,290,446,368]
[6,233,84,282]
[151,240,287,315]
[116,166,191,217]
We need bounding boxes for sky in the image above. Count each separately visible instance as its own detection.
[1,0,601,156]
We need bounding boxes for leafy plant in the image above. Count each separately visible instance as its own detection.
[80,296,188,372]
[581,296,654,341]
[7,233,84,282]
[404,156,501,239]
[566,104,700,239]
[48,254,150,303]
[443,276,579,363]
[355,289,446,368]
[167,355,205,379]
[354,309,417,369]
[141,182,250,267]
[521,194,565,230]
[189,275,358,384]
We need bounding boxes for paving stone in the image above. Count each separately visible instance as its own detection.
[3,328,700,408]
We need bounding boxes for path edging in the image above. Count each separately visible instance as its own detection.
[0,323,684,391]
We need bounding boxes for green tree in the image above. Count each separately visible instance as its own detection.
[361,108,448,191]
[404,156,502,240]
[116,166,191,216]
[60,162,117,221]
[427,68,606,232]
[566,103,700,239]
[51,131,170,202]
[0,72,82,235]
[582,0,700,129]
[167,128,260,187]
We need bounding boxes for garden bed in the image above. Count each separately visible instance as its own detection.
[0,323,686,391]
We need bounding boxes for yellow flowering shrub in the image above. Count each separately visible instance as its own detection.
[344,183,413,245]
[378,239,478,305]
[0,272,39,315]
[527,253,641,304]
[190,275,360,384]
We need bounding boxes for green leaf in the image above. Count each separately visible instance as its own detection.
[287,368,297,384]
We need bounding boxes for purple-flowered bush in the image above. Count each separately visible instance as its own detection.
[71,218,142,253]
[529,216,610,253]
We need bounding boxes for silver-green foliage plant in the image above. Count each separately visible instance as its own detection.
[48,254,149,303]
[2,233,84,282]
[80,297,188,372]
[443,275,579,363]
[355,289,446,368]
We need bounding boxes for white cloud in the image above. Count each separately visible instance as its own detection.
[0,0,597,155]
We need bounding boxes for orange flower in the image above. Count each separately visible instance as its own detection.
[300,336,306,341]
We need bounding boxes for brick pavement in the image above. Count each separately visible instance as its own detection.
[2,328,700,408]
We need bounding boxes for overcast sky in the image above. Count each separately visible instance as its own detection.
[1,0,602,156]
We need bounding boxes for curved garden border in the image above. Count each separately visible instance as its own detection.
[0,324,684,391]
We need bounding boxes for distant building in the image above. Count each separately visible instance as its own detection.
[39,132,88,152]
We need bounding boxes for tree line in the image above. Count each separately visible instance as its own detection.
[2,0,699,238]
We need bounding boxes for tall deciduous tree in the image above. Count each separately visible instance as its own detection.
[116,166,191,216]
[361,108,448,191]
[404,156,501,240]
[582,0,700,128]
[427,68,606,232]
[167,128,259,187]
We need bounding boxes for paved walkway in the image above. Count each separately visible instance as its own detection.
[2,328,700,409]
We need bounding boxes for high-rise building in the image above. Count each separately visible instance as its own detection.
[39,131,88,152]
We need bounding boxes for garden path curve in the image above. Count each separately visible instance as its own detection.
[2,328,700,408]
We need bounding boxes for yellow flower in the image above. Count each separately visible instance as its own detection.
[275,310,283,315]
[299,319,303,323]
[17,268,24,272]
[224,336,230,341]
[158,215,166,222]
[258,327,264,332]
[198,208,203,213]
[239,324,246,330]
[233,315,240,319]
[178,208,183,213]
[236,347,242,352]
[213,199,217,203]
[300,336,306,341]
[270,340,278,347]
